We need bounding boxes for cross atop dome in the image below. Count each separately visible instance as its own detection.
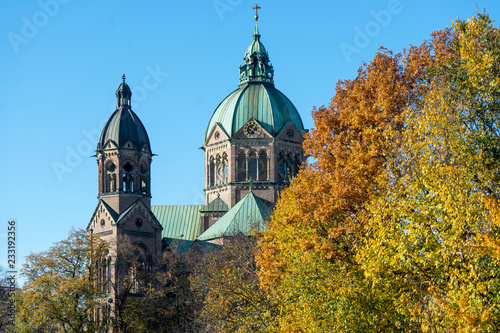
[253,3,261,21]
[239,4,274,85]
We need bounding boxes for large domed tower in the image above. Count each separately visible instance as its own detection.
[202,7,306,222]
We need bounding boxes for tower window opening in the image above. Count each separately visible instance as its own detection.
[209,158,216,187]
[260,151,268,180]
[278,152,292,182]
[217,157,228,184]
[122,163,134,192]
[106,162,116,192]
[140,164,148,193]
[248,158,258,179]
[237,152,246,181]
[248,151,264,180]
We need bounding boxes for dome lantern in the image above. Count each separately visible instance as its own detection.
[116,74,132,108]
[239,4,274,85]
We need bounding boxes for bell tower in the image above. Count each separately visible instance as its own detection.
[96,74,152,213]
[88,75,162,304]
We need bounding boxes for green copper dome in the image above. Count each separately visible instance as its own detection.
[204,83,304,141]
[204,16,303,142]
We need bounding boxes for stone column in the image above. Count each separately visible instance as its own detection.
[245,154,249,180]
[235,157,238,181]
[207,160,211,187]
[266,155,270,180]
[256,156,260,180]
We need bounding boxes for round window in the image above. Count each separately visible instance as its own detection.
[135,218,143,228]
[106,162,116,172]
[123,163,133,172]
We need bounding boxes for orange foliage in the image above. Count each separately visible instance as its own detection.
[257,30,455,330]
[259,29,454,285]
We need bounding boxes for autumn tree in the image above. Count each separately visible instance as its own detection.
[121,235,276,333]
[97,234,162,332]
[257,28,454,331]
[360,12,500,331]
[0,265,14,331]
[17,228,109,332]
[192,234,278,333]
[121,244,203,333]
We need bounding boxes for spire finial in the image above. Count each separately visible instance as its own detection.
[122,74,126,83]
[248,176,254,192]
[253,3,261,21]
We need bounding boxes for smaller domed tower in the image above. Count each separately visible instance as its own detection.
[88,76,162,300]
[96,75,153,212]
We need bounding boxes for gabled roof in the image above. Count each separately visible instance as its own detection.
[163,238,221,255]
[87,199,119,231]
[87,199,162,232]
[151,205,204,241]
[100,200,119,220]
[197,191,271,241]
[200,196,229,213]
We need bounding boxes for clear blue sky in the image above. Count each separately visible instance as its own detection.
[1,0,499,277]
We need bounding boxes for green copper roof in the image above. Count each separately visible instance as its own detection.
[243,21,268,71]
[204,83,304,142]
[163,238,220,255]
[239,19,273,85]
[200,196,229,213]
[204,13,304,143]
[151,205,204,241]
[197,191,272,241]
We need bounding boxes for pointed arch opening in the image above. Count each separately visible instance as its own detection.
[122,162,134,192]
[106,161,117,192]
[209,156,216,187]
[237,151,246,181]
[216,153,228,185]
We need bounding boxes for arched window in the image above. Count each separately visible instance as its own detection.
[247,151,266,181]
[217,153,228,184]
[237,151,246,181]
[278,152,292,182]
[259,151,268,180]
[294,155,301,177]
[106,161,116,192]
[128,244,151,294]
[248,151,258,180]
[140,163,148,193]
[122,163,134,192]
[209,157,215,187]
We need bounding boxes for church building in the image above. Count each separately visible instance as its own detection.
[87,5,306,268]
